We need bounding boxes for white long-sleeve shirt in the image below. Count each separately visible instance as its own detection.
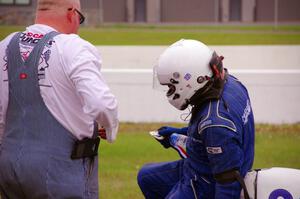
[0,24,119,143]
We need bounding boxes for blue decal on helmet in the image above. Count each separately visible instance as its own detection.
[269,189,293,199]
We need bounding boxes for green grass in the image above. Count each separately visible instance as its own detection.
[0,123,298,198]
[99,123,300,199]
[1,24,300,45]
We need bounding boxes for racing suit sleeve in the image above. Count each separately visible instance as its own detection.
[201,126,243,199]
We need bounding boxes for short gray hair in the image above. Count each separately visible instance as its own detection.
[37,0,79,11]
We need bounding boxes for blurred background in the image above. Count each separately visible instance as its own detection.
[0,0,300,198]
[0,0,300,25]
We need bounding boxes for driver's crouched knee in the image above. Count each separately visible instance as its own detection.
[137,164,149,189]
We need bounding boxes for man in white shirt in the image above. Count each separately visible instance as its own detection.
[0,0,119,198]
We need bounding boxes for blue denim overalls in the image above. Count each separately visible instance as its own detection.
[0,31,98,199]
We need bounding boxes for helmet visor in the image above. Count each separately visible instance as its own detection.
[153,64,168,91]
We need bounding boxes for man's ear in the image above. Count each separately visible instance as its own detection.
[66,9,73,23]
[209,51,224,80]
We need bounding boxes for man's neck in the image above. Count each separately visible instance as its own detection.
[35,14,69,34]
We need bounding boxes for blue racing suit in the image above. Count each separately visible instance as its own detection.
[138,75,255,199]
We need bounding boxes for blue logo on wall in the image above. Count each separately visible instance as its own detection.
[269,189,293,199]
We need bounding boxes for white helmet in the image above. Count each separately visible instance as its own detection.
[154,39,214,110]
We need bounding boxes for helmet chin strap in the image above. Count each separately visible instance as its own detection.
[188,72,226,107]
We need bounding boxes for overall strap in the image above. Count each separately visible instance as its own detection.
[7,31,60,83]
[6,31,60,106]
[6,32,23,75]
[24,31,60,70]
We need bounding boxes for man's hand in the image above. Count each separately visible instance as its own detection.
[98,128,107,139]
[158,126,188,137]
[149,130,188,158]
[149,126,188,149]
[149,130,171,148]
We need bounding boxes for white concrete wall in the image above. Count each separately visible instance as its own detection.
[102,69,300,124]
[98,45,300,70]
[98,45,300,124]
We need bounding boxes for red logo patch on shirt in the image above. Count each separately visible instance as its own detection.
[19,73,28,79]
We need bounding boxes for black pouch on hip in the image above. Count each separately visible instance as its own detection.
[71,137,100,159]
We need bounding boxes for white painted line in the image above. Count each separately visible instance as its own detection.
[103,68,152,73]
[230,69,300,74]
[102,68,300,74]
